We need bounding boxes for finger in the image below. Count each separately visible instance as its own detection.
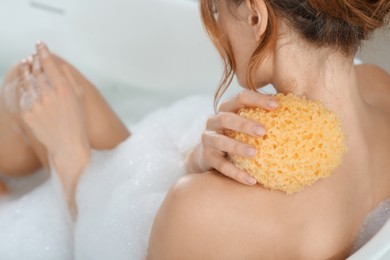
[19,60,37,111]
[19,60,34,93]
[203,131,258,158]
[17,78,29,112]
[32,54,51,93]
[208,153,257,185]
[207,112,266,137]
[17,62,27,102]
[25,56,42,99]
[27,55,34,65]
[218,90,278,113]
[23,62,40,99]
[36,42,67,91]
[26,56,37,91]
[32,54,41,74]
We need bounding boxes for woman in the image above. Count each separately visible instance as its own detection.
[0,0,389,258]
[148,0,390,259]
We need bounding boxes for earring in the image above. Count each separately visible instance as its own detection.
[248,15,259,25]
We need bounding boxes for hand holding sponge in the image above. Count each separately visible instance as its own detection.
[226,93,347,194]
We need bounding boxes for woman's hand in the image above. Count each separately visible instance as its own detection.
[187,90,278,185]
[19,42,89,159]
[18,42,90,218]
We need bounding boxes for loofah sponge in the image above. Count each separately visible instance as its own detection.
[226,93,347,194]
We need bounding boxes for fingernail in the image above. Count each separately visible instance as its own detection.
[27,55,33,64]
[37,42,49,58]
[253,126,266,136]
[245,147,257,157]
[20,60,29,72]
[267,99,278,108]
[245,175,257,185]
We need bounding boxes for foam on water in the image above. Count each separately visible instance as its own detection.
[0,95,213,259]
[351,199,390,254]
[75,95,212,259]
[1,94,390,259]
[0,173,73,260]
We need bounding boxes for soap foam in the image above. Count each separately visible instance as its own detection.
[75,95,212,259]
[351,199,390,253]
[0,95,212,259]
[0,176,73,260]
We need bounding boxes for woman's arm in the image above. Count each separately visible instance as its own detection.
[19,43,91,218]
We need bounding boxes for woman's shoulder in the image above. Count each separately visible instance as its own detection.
[356,63,390,111]
[148,172,292,259]
[148,172,350,259]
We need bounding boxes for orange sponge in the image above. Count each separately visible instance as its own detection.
[226,93,347,194]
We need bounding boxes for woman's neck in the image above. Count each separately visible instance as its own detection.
[269,43,373,179]
[270,42,369,126]
[272,46,360,111]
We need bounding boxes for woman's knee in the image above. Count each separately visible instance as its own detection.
[0,99,42,177]
[52,54,130,149]
[0,145,41,177]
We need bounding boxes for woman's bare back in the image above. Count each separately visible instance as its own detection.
[148,64,390,260]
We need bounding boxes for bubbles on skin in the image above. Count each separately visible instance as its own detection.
[19,76,41,111]
[0,81,31,146]
[28,74,42,98]
[19,91,34,111]
[1,79,20,114]
[1,73,45,113]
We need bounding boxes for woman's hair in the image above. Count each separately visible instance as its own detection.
[200,0,390,108]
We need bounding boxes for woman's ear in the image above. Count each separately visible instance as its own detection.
[245,0,268,42]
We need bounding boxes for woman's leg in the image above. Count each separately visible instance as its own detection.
[0,66,42,176]
[54,55,131,150]
[0,55,130,179]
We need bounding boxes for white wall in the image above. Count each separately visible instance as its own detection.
[0,0,223,95]
[358,29,390,73]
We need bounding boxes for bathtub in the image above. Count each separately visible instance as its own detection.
[0,0,389,259]
[0,0,228,124]
[348,219,390,259]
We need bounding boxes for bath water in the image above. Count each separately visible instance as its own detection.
[0,95,213,259]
